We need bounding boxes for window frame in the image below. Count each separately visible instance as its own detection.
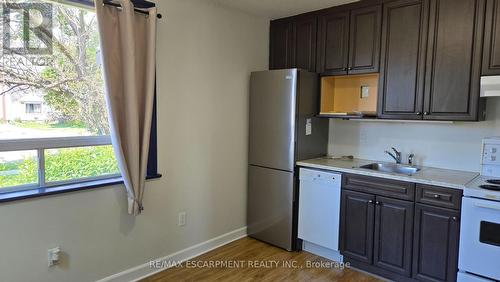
[0,0,160,199]
[0,111,160,194]
[0,136,119,192]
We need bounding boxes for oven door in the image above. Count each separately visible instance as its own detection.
[459,197,500,280]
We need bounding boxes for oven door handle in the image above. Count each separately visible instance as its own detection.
[474,202,500,211]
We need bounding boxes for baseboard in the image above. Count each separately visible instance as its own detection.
[96,226,247,282]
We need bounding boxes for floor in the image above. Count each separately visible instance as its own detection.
[142,237,381,282]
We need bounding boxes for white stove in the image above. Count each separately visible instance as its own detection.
[459,137,500,282]
[464,176,500,201]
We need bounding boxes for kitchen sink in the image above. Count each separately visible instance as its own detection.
[358,163,421,176]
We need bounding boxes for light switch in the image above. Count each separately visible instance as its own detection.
[360,86,369,98]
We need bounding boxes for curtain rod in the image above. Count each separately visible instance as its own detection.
[103,0,162,18]
[63,0,162,18]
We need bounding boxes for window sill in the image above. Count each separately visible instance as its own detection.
[0,174,162,204]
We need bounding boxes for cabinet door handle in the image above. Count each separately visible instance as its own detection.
[424,112,430,115]
[416,112,422,115]
[433,194,441,199]
[452,216,458,221]
[375,201,381,205]
[368,200,373,204]
[348,67,352,71]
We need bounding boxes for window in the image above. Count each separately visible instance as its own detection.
[0,0,120,192]
[0,0,158,196]
[26,103,42,114]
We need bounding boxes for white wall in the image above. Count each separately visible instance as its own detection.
[328,99,500,172]
[0,1,269,281]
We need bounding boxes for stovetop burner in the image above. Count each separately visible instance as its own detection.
[480,184,500,191]
[487,179,500,185]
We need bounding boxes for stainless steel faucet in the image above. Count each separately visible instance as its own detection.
[385,147,402,164]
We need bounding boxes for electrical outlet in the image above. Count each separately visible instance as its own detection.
[178,212,186,226]
[48,247,61,267]
[359,131,369,145]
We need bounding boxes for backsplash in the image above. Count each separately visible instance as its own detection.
[328,99,500,172]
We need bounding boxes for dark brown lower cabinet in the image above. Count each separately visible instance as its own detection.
[374,196,414,277]
[413,204,460,282]
[340,174,461,282]
[340,190,375,264]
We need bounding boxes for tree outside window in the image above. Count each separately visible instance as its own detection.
[0,1,119,190]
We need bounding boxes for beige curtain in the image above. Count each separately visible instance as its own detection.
[95,0,157,215]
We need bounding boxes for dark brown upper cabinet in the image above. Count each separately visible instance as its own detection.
[269,15,317,72]
[317,11,350,75]
[423,0,486,121]
[294,15,318,72]
[378,0,429,120]
[482,0,500,75]
[348,5,382,74]
[270,0,490,122]
[269,19,295,70]
[378,0,486,121]
[317,5,381,75]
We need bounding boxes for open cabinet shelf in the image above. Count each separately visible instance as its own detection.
[318,73,379,119]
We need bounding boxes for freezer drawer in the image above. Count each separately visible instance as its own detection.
[298,168,342,251]
[247,165,294,251]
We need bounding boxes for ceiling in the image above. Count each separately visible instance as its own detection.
[210,0,360,19]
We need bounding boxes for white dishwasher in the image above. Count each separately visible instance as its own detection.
[298,168,342,262]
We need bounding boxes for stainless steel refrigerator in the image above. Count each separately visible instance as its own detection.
[247,69,328,251]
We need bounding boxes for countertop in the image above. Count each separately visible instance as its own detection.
[296,157,479,190]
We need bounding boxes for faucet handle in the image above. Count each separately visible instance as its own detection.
[408,153,415,166]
